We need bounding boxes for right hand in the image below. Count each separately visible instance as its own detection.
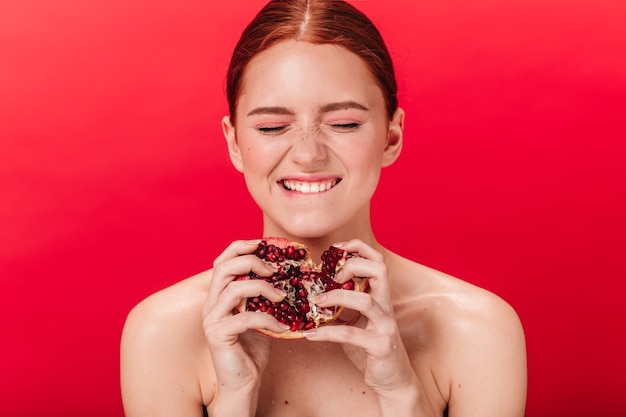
[202,239,289,393]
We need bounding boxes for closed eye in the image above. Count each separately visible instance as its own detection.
[257,126,289,134]
[331,122,361,131]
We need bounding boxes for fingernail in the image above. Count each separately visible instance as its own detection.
[274,287,287,297]
[332,242,347,248]
[278,322,290,330]
[302,329,316,337]
[265,263,277,272]
[245,239,262,245]
[314,293,327,303]
[333,270,343,282]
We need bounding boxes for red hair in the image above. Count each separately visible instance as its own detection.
[226,0,398,121]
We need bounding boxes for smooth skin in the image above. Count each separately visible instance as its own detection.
[121,40,527,417]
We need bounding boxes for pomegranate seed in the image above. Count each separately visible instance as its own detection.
[290,318,302,332]
[236,239,363,335]
[342,281,355,290]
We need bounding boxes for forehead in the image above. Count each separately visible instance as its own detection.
[237,40,383,111]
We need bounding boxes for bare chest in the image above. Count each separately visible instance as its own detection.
[255,340,382,417]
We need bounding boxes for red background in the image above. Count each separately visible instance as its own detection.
[1,0,625,416]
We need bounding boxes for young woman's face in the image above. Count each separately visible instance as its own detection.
[223,40,403,239]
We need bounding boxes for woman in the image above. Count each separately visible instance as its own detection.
[120,1,527,416]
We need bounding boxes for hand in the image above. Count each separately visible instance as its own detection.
[202,240,289,394]
[303,240,421,403]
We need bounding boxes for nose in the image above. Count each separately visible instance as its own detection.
[290,125,328,165]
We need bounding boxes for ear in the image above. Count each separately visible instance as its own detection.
[222,115,244,172]
[382,108,404,167]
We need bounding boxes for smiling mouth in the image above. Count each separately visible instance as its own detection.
[281,178,341,194]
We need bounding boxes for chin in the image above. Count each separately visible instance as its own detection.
[261,204,363,240]
[283,226,334,240]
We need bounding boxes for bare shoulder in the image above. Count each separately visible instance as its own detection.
[385,251,527,415]
[122,271,210,349]
[120,271,214,416]
[385,251,524,341]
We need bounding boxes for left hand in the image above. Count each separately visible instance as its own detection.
[302,239,418,396]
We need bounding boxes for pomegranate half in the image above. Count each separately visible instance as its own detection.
[235,237,368,339]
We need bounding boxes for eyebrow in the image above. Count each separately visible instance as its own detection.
[246,101,369,117]
[246,106,295,117]
[320,101,369,113]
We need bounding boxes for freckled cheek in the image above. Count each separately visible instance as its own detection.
[240,143,284,173]
[341,140,385,167]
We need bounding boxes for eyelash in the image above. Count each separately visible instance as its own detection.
[257,126,287,134]
[332,122,360,130]
[256,123,361,134]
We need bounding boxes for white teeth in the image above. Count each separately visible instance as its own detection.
[283,179,338,194]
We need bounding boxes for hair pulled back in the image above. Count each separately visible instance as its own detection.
[226,0,398,121]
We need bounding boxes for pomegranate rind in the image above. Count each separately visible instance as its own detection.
[235,237,368,339]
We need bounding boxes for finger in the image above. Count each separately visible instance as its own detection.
[315,290,395,331]
[205,279,287,319]
[335,256,386,282]
[206,255,275,306]
[332,239,385,263]
[303,322,377,351]
[304,317,403,361]
[204,311,290,345]
[212,239,262,267]
[334,257,392,314]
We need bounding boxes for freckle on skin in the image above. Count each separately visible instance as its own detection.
[284,400,289,405]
